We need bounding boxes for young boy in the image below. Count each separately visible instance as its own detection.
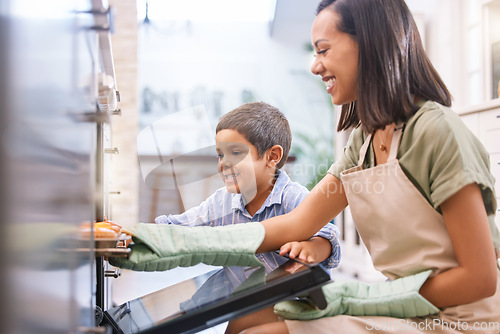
[154,101,340,272]
[154,102,340,333]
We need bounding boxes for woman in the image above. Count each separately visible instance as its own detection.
[241,0,500,333]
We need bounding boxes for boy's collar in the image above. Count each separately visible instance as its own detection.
[231,170,290,212]
[266,169,289,206]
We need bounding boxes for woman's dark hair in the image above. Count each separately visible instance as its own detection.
[216,102,291,169]
[316,0,452,133]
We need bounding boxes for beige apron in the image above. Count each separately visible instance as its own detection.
[286,126,500,334]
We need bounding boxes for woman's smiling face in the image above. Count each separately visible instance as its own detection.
[310,9,359,105]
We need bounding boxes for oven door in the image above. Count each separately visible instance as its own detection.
[103,256,330,334]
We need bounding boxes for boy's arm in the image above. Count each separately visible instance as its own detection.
[155,191,219,226]
[312,222,341,269]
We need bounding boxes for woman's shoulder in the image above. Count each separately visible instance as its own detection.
[406,101,469,144]
[402,101,495,211]
[402,100,490,180]
[409,101,454,128]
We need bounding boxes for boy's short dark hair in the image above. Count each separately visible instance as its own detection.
[215,102,291,169]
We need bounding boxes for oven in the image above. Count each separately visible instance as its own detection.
[0,1,330,333]
[1,0,120,332]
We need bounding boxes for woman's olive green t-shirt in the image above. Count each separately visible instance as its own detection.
[328,100,500,248]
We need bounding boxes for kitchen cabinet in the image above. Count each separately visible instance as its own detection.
[483,0,500,100]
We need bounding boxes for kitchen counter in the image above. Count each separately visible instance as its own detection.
[455,98,500,116]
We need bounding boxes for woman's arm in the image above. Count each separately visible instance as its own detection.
[257,173,348,253]
[419,183,498,307]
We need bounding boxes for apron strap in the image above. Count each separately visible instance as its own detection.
[357,133,372,166]
[387,123,405,162]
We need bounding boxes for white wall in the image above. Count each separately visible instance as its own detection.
[137,17,335,190]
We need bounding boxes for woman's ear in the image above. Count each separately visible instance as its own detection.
[266,145,283,168]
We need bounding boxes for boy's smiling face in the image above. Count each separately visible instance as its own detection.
[215,129,270,200]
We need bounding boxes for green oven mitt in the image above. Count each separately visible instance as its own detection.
[109,222,265,271]
[274,270,439,320]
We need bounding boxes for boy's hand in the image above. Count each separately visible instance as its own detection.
[279,241,317,263]
[279,236,331,264]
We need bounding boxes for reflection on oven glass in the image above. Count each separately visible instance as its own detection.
[106,259,314,333]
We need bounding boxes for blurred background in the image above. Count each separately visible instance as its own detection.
[1,0,499,333]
